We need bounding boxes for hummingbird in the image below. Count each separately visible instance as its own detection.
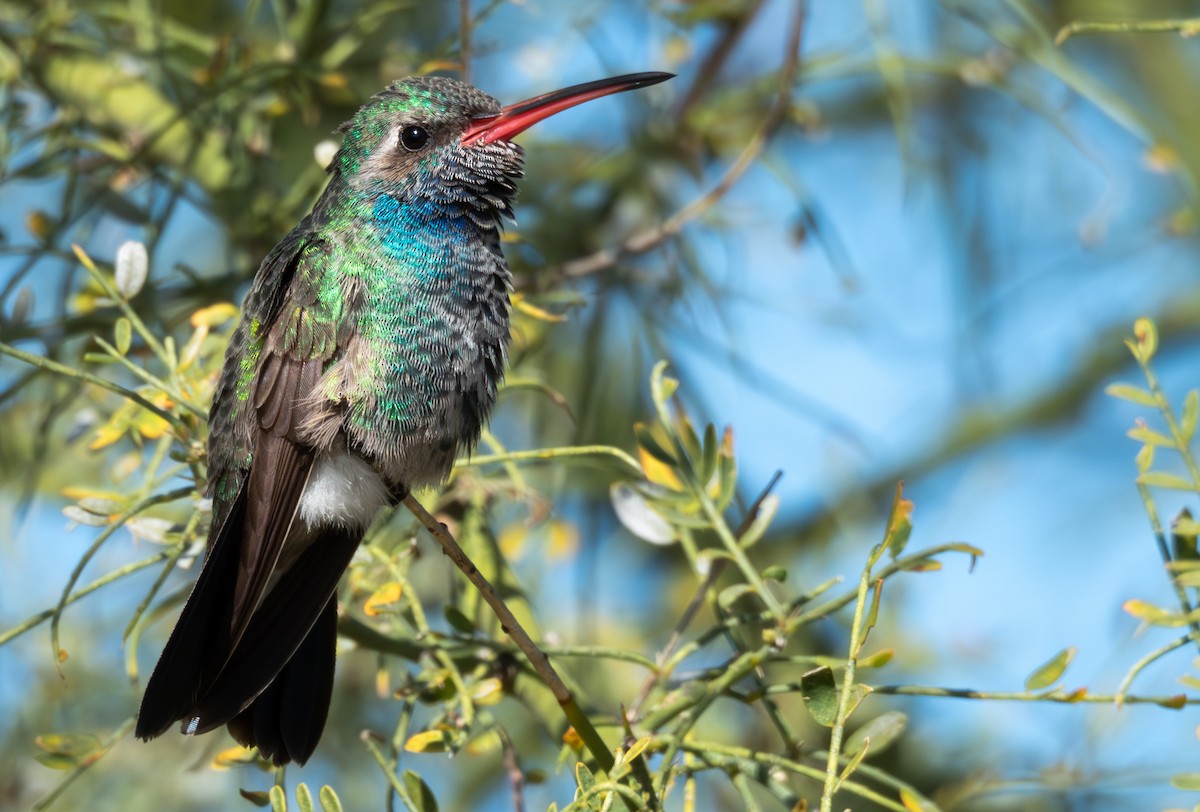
[135,71,672,765]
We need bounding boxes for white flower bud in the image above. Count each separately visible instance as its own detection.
[314,139,338,170]
[114,240,148,299]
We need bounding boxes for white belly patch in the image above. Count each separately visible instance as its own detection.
[298,450,392,530]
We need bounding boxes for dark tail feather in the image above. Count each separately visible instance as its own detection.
[187,526,361,736]
[227,597,338,765]
[135,489,247,741]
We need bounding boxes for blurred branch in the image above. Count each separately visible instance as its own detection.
[539,0,807,285]
[1056,16,1200,46]
[873,684,1197,706]
[674,0,766,121]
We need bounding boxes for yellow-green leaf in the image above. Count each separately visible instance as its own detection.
[269,784,286,812]
[1127,425,1175,448]
[1105,383,1157,407]
[319,785,344,812]
[1024,646,1076,691]
[404,729,452,753]
[190,302,239,328]
[1172,772,1200,791]
[1184,390,1200,441]
[1133,318,1158,361]
[470,677,505,706]
[114,318,132,354]
[1123,599,1192,627]
[296,783,314,812]
[1137,471,1196,491]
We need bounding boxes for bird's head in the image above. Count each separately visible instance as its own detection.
[333,72,672,215]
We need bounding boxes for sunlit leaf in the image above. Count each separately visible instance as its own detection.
[295,783,314,812]
[1123,599,1195,627]
[1128,425,1176,448]
[635,422,677,465]
[404,729,453,753]
[318,785,344,812]
[114,317,132,354]
[1184,391,1200,442]
[511,292,567,323]
[211,744,256,770]
[470,677,505,706]
[33,732,102,769]
[638,445,683,490]
[1105,383,1157,407]
[363,582,402,617]
[1133,318,1158,361]
[190,302,239,328]
[858,647,893,667]
[1024,646,1076,691]
[1137,471,1196,491]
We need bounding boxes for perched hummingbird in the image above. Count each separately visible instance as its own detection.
[135,71,671,765]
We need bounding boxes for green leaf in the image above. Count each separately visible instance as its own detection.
[761,564,787,582]
[1184,390,1200,441]
[1133,318,1158,362]
[1172,772,1200,791]
[33,732,102,769]
[318,786,343,812]
[717,583,757,609]
[404,729,453,753]
[649,360,678,410]
[269,785,287,812]
[295,784,313,812]
[1137,471,1196,491]
[575,761,596,794]
[1135,443,1155,473]
[1123,598,1197,627]
[700,422,719,483]
[843,711,907,758]
[1127,425,1175,448]
[1105,383,1157,407]
[800,666,839,726]
[1024,646,1076,691]
[634,422,677,465]
[114,317,132,355]
[739,494,779,549]
[402,770,439,812]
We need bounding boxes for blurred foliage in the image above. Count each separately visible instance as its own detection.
[6,0,1200,811]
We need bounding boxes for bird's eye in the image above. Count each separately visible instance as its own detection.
[400,125,429,151]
